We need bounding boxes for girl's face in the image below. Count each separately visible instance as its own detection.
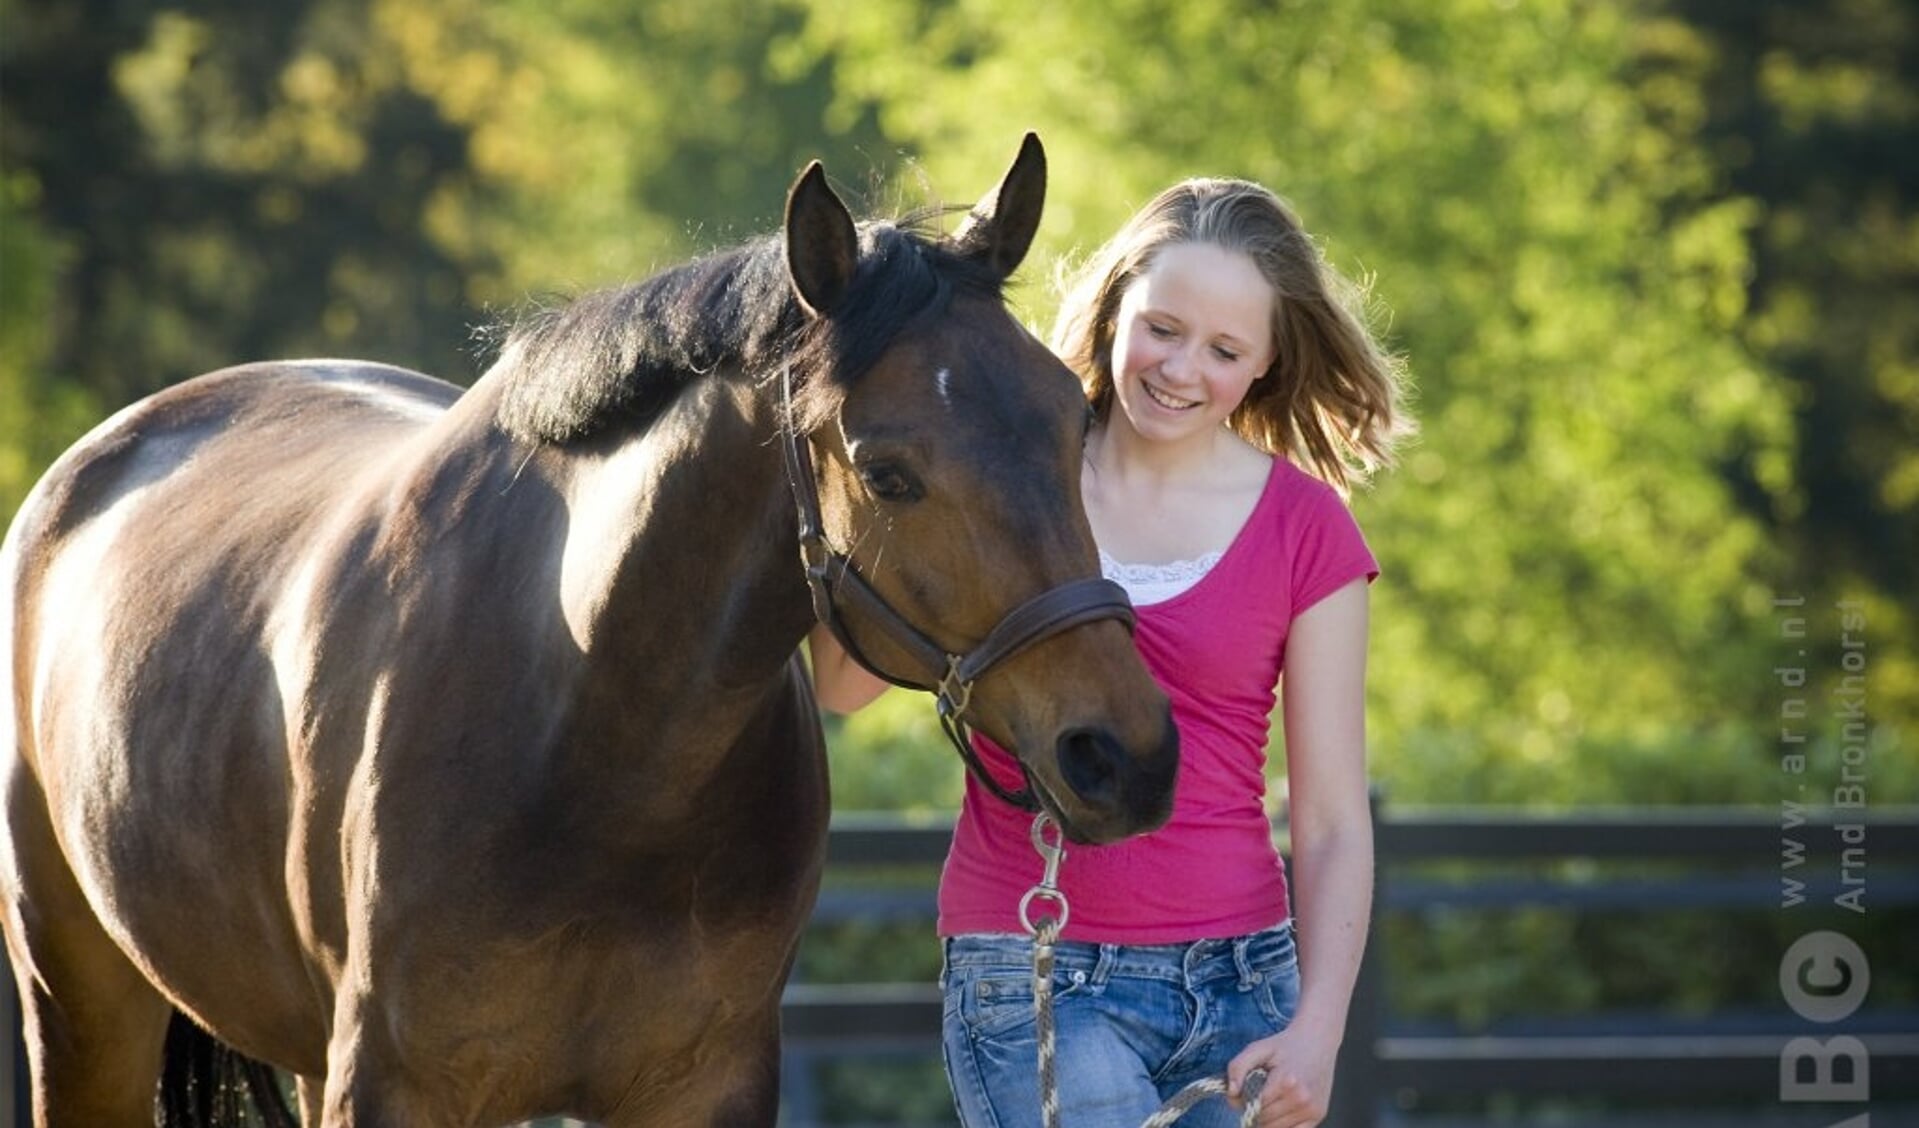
[1108,241,1277,448]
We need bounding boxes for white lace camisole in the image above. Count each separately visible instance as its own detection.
[1098,547,1223,607]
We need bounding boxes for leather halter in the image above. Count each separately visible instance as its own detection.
[781,366,1137,811]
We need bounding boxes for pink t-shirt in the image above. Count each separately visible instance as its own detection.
[937,458,1379,943]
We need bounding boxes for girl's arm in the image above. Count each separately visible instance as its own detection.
[1231,577,1374,1127]
[807,623,893,714]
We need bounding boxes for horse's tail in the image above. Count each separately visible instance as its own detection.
[158,1011,300,1128]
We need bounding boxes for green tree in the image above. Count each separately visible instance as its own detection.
[6,0,1907,809]
[0,170,96,518]
[790,0,1832,806]
[0,0,887,517]
[1646,0,1918,747]
[2,0,486,411]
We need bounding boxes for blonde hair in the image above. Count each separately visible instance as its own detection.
[1052,179,1413,492]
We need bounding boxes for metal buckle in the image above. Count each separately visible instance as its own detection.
[1018,814,1070,934]
[799,535,832,578]
[935,653,974,719]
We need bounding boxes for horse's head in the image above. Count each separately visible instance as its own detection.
[781,135,1178,845]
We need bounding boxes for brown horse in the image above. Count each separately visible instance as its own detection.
[0,135,1177,1127]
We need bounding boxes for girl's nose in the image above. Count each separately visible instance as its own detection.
[1160,342,1198,383]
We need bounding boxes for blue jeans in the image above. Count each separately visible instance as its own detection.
[939,922,1300,1128]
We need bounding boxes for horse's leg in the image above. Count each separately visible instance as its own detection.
[598,1022,782,1128]
[297,1074,326,1126]
[317,993,447,1128]
[2,772,173,1127]
[703,1037,782,1128]
[320,1055,433,1127]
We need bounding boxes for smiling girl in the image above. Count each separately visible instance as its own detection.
[815,178,1411,1128]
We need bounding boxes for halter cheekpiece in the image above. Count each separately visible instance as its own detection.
[780,365,1138,811]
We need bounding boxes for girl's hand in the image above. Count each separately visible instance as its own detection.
[1228,1025,1339,1127]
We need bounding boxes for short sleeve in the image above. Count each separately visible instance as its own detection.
[1289,480,1380,619]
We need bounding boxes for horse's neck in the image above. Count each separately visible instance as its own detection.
[341,371,813,841]
[546,372,812,698]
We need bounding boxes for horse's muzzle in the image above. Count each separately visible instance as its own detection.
[1053,710,1178,843]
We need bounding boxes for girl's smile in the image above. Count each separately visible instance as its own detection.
[1141,380,1202,412]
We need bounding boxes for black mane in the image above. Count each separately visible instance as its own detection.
[491,214,1004,444]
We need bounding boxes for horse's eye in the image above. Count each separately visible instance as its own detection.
[859,462,922,502]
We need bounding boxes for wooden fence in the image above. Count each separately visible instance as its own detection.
[781,802,1919,1126]
[5,805,1915,1126]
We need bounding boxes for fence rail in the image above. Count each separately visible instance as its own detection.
[5,806,1915,1126]
[783,803,1919,1126]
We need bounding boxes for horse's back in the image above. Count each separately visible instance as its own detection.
[18,360,454,547]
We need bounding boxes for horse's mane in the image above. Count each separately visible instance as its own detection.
[489,213,1003,445]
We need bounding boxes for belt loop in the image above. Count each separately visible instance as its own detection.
[1092,943,1118,987]
[1232,934,1260,992]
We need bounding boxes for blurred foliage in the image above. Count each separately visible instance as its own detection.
[3,0,480,416]
[797,0,1913,810]
[0,170,96,510]
[4,0,1909,799]
[0,0,890,511]
[2,0,1914,1120]
[1657,1,1917,597]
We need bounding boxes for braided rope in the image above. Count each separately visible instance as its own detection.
[1138,1072,1266,1128]
[1023,814,1264,1127]
[1034,916,1063,1128]
[1029,913,1266,1128]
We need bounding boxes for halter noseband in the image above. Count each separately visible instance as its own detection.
[781,366,1137,811]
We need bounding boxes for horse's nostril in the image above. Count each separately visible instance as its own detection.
[1056,727,1124,805]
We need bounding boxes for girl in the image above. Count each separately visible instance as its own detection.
[813,178,1410,1128]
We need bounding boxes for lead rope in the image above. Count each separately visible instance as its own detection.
[1021,816,1267,1128]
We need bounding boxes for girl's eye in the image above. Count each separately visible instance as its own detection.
[1147,323,1175,339]
[1213,347,1241,363]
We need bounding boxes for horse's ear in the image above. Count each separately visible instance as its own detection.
[952,132,1047,281]
[785,161,859,317]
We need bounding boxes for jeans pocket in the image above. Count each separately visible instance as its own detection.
[1255,959,1302,1029]
[960,968,1039,1041]
[954,962,1098,1044]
